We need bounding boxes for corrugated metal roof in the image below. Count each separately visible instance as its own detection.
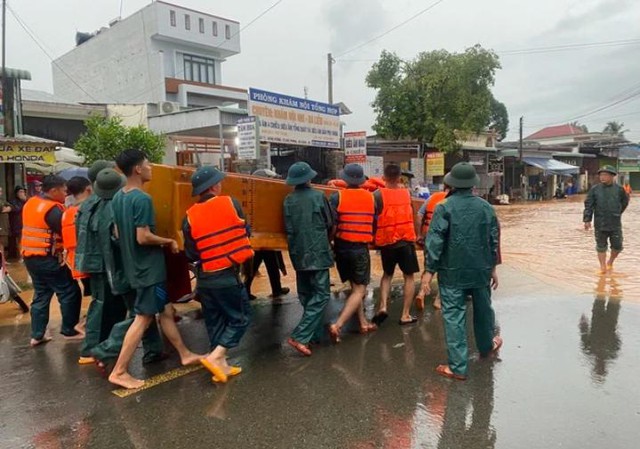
[0,134,62,145]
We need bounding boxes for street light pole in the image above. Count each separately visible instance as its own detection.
[519,116,523,161]
[327,53,334,104]
[1,0,6,137]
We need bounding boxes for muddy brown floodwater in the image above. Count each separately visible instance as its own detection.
[498,194,639,301]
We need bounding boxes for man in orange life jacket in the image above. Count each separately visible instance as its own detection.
[22,175,82,347]
[328,164,377,343]
[416,184,451,310]
[183,165,253,384]
[372,163,420,326]
[62,176,92,297]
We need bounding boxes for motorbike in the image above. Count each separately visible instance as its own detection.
[0,253,29,313]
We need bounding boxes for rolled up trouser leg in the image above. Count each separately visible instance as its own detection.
[470,285,495,356]
[439,285,469,376]
[200,283,252,349]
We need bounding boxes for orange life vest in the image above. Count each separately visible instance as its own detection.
[61,205,88,280]
[374,188,416,247]
[335,189,375,243]
[421,191,448,236]
[21,196,64,258]
[186,196,254,272]
[328,179,348,189]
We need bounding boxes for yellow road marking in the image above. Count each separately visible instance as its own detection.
[111,364,204,398]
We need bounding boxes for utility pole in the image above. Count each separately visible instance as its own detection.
[1,0,6,137]
[519,116,523,161]
[327,53,334,104]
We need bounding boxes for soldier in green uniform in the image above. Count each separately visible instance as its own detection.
[283,162,334,356]
[87,168,164,369]
[583,166,629,274]
[421,162,502,380]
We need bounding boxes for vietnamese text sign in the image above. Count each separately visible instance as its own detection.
[237,116,258,160]
[248,88,340,148]
[0,142,56,163]
[426,152,445,176]
[344,131,367,163]
[488,156,504,176]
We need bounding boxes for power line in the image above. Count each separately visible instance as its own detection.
[336,38,640,63]
[334,0,448,59]
[6,3,100,102]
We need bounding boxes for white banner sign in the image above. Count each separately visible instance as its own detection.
[237,116,258,160]
[248,88,340,148]
[344,131,367,163]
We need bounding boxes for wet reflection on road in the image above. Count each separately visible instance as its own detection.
[497,195,638,299]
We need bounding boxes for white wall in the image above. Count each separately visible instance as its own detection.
[106,104,149,127]
[53,6,164,104]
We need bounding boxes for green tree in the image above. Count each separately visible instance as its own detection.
[489,98,509,141]
[570,121,589,133]
[603,121,627,137]
[366,45,504,152]
[74,115,165,165]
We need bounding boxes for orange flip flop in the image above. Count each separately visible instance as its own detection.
[78,356,95,365]
[212,366,242,383]
[435,364,467,381]
[200,358,228,383]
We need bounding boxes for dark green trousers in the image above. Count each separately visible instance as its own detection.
[80,274,127,357]
[440,285,495,376]
[291,269,330,344]
[91,290,164,363]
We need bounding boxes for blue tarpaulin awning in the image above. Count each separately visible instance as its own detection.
[522,157,579,176]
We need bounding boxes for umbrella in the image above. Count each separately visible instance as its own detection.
[57,167,89,180]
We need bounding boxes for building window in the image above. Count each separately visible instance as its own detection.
[185,14,191,30]
[183,54,216,84]
[212,21,218,36]
[199,18,205,34]
[170,10,176,27]
[225,24,231,39]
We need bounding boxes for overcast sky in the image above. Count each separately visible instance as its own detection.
[5,0,640,142]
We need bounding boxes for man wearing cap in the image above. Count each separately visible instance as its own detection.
[182,165,253,383]
[583,165,629,273]
[88,167,164,368]
[327,163,377,343]
[421,162,501,380]
[283,162,334,356]
[372,163,420,326]
[244,169,289,301]
[33,180,44,198]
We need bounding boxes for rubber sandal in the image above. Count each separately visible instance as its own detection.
[212,366,242,383]
[200,359,228,383]
[399,316,418,326]
[328,324,341,344]
[359,323,378,334]
[435,364,467,381]
[78,356,95,365]
[287,338,312,356]
[372,311,388,326]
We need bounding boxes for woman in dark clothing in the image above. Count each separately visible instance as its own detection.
[9,186,27,260]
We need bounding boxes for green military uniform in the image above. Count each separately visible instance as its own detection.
[284,162,334,345]
[583,167,629,253]
[425,163,500,377]
[77,167,163,363]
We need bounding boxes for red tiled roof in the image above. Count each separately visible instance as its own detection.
[525,124,586,140]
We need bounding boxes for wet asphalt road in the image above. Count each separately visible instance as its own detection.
[1,265,639,449]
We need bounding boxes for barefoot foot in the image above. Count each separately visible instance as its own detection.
[181,353,206,366]
[30,335,53,347]
[108,372,145,390]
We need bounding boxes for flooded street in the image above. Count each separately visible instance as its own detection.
[498,195,639,300]
[0,195,639,449]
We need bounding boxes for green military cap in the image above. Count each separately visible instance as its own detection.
[597,165,617,176]
[286,162,317,186]
[191,165,226,196]
[88,160,116,183]
[94,168,125,199]
[444,162,480,189]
